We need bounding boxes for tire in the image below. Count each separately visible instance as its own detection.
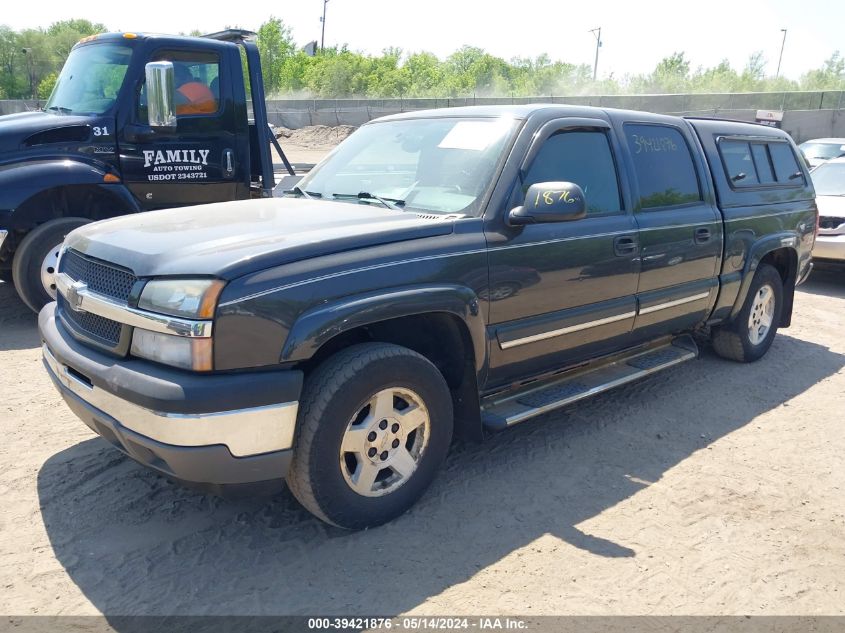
[11,217,89,313]
[287,342,454,529]
[712,263,784,363]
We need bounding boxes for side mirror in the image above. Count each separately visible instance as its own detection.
[508,181,587,226]
[145,61,176,129]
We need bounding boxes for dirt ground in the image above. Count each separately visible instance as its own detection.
[1,268,844,617]
[1,133,844,616]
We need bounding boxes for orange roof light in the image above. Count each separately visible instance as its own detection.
[123,33,138,39]
[103,174,121,183]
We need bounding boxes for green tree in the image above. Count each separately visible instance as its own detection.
[256,17,296,96]
[800,52,845,90]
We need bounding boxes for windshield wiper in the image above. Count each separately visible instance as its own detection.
[46,105,72,114]
[285,186,321,199]
[331,192,406,211]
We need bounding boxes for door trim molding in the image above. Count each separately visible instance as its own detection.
[499,310,636,349]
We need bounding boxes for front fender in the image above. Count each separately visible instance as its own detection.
[281,284,487,373]
[730,232,799,320]
[0,159,113,212]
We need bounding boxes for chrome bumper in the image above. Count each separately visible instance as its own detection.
[43,344,299,457]
[0,229,7,251]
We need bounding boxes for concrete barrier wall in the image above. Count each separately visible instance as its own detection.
[4,94,845,143]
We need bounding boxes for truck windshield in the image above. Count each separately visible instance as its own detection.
[297,117,518,216]
[45,43,132,115]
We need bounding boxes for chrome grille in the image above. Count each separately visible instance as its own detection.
[58,295,123,346]
[60,249,136,301]
[56,250,136,352]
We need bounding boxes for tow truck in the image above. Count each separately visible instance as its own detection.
[0,29,300,312]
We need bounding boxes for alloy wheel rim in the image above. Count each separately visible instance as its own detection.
[339,387,430,497]
[40,243,62,299]
[747,284,775,345]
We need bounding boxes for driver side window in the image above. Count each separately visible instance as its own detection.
[136,50,221,121]
[522,130,623,216]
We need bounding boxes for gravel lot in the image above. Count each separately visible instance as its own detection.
[1,260,844,615]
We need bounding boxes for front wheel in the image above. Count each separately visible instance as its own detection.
[712,263,784,362]
[287,343,454,529]
[11,217,89,313]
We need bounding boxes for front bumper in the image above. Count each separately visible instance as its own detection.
[40,303,303,485]
[813,234,845,262]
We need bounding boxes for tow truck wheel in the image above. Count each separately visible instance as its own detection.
[11,217,90,313]
[287,342,453,529]
[712,263,784,363]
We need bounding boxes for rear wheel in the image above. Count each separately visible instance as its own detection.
[11,217,89,313]
[712,263,784,362]
[287,342,453,529]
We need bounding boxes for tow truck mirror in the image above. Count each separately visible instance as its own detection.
[508,182,587,226]
[145,61,177,129]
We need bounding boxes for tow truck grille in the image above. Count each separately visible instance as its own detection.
[56,250,137,352]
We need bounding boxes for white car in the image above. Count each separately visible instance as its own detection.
[800,138,845,169]
[811,157,845,263]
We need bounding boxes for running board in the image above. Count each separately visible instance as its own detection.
[481,335,699,430]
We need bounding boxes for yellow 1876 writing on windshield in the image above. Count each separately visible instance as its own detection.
[632,134,678,153]
[534,190,580,207]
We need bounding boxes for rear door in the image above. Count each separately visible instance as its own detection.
[119,48,240,209]
[485,117,641,387]
[615,120,722,339]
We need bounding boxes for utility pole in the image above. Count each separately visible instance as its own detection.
[775,28,787,79]
[21,48,34,99]
[320,0,330,52]
[589,27,602,82]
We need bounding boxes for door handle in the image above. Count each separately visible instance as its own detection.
[613,235,639,257]
[694,227,711,244]
[223,149,235,179]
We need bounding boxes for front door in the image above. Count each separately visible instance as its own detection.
[118,48,239,209]
[485,119,641,388]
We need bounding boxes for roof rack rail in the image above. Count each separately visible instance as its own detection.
[202,29,257,43]
[682,115,770,126]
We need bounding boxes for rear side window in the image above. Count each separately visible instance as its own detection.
[718,138,803,188]
[624,124,702,210]
[769,142,803,183]
[522,130,622,216]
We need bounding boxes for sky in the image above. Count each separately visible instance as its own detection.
[3,0,843,81]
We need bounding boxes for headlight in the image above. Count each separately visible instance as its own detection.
[131,328,213,371]
[138,278,225,319]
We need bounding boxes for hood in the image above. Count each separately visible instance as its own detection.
[0,111,93,153]
[816,195,845,218]
[65,197,456,278]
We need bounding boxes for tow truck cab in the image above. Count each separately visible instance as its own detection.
[0,29,290,313]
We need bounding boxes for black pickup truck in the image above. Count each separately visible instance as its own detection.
[39,105,817,529]
[0,29,296,313]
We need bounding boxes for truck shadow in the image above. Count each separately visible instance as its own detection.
[797,268,845,299]
[37,333,844,617]
[0,281,40,351]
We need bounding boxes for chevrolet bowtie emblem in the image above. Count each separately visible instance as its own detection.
[66,280,88,312]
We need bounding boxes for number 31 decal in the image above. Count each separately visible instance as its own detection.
[93,126,109,137]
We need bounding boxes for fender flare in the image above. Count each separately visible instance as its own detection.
[730,232,799,321]
[0,159,140,222]
[281,284,487,374]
